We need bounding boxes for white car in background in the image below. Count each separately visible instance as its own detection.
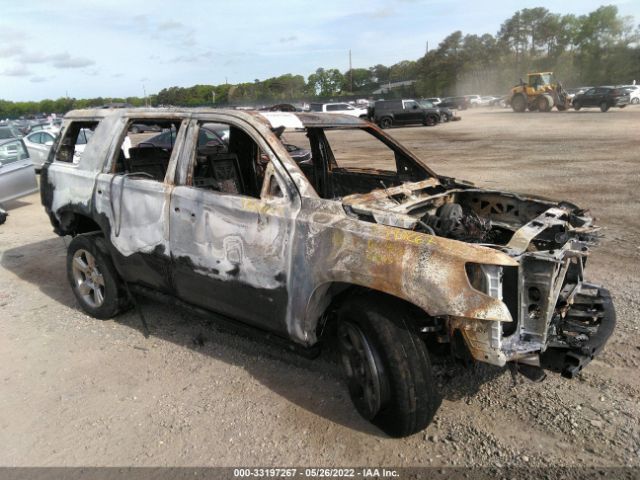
[72,128,94,163]
[309,102,368,117]
[620,85,640,104]
[23,130,57,170]
[465,95,482,107]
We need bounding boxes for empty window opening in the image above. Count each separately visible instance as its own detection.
[55,121,99,163]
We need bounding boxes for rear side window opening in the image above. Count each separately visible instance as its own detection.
[55,121,99,163]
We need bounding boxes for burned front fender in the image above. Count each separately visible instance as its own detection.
[291,198,518,345]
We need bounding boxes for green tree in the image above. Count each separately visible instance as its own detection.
[306,68,344,96]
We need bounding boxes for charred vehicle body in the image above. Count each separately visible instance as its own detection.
[41,109,615,437]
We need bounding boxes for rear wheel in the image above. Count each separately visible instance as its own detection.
[423,115,437,127]
[441,112,450,122]
[600,101,610,112]
[573,101,582,111]
[67,234,127,319]
[379,117,392,129]
[631,98,639,105]
[337,295,440,437]
[511,94,527,112]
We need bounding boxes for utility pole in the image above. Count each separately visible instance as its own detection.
[426,41,429,55]
[143,84,148,107]
[349,49,353,93]
[212,90,216,104]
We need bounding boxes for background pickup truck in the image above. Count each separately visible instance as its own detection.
[308,102,368,117]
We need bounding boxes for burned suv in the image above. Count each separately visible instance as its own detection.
[42,109,615,437]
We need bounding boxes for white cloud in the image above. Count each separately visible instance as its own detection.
[3,65,32,77]
[0,45,23,58]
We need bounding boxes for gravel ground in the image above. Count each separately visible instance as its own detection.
[0,107,639,468]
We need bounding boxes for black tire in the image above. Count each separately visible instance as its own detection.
[573,101,582,111]
[441,112,450,122]
[537,95,552,112]
[423,115,437,127]
[66,234,127,319]
[337,294,439,437]
[379,117,392,129]
[600,101,610,112]
[631,98,639,105]
[511,94,527,112]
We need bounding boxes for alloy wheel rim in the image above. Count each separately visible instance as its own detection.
[71,249,105,308]
[337,321,386,419]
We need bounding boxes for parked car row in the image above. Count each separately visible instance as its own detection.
[2,117,62,137]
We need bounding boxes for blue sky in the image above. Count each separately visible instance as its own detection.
[1,0,638,101]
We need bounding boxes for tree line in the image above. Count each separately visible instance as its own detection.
[2,5,638,118]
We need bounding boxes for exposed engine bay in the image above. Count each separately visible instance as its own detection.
[342,177,598,251]
[342,177,613,378]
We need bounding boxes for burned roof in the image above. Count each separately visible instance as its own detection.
[62,108,368,129]
[259,111,368,129]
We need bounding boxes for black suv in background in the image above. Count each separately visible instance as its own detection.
[439,96,470,110]
[367,99,440,128]
[572,87,630,112]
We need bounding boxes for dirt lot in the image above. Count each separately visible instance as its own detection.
[1,107,639,468]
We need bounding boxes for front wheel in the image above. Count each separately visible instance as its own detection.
[631,98,639,105]
[337,295,440,437]
[600,101,610,112]
[573,101,582,111]
[67,234,127,319]
[511,94,527,112]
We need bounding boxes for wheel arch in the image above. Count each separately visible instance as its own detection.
[56,209,103,236]
[303,281,434,345]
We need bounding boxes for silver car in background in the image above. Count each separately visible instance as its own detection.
[0,138,38,224]
[23,130,57,170]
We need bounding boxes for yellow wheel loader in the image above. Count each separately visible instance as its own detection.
[508,72,571,112]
